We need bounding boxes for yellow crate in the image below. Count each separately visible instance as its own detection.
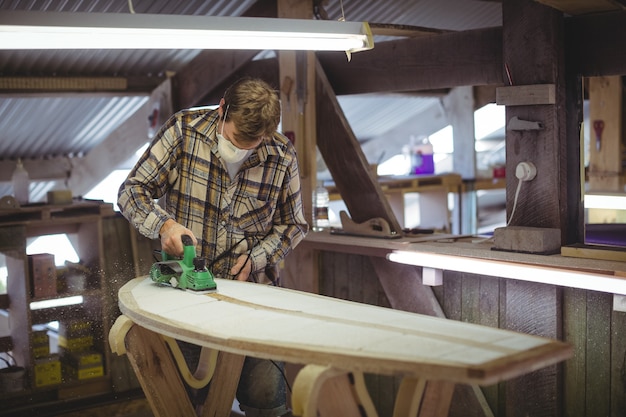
[62,350,102,367]
[32,329,49,346]
[58,319,93,337]
[34,356,61,387]
[32,344,50,359]
[58,335,93,352]
[63,364,104,381]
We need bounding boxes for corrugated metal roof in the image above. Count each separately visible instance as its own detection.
[0,0,504,202]
[338,94,440,139]
[323,0,501,30]
[0,96,148,160]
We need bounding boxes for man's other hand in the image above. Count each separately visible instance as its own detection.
[231,254,252,281]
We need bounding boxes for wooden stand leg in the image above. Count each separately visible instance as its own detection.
[292,365,378,417]
[418,380,456,417]
[393,377,427,417]
[394,377,455,417]
[124,323,196,417]
[200,351,245,417]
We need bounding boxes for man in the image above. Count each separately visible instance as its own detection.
[118,77,308,416]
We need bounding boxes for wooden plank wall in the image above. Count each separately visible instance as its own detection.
[318,252,400,416]
[319,252,626,417]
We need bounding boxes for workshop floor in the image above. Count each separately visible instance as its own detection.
[53,397,245,417]
[53,397,153,417]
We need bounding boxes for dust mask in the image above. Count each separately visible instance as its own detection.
[217,133,252,164]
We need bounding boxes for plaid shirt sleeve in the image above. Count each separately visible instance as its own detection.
[117,114,182,239]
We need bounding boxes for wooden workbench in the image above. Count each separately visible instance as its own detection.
[300,231,626,295]
[110,276,572,417]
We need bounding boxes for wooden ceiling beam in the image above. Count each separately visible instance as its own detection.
[198,58,280,106]
[315,9,625,95]
[565,10,626,76]
[369,22,449,38]
[534,0,624,15]
[317,26,504,96]
[0,75,164,94]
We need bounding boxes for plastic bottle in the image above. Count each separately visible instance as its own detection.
[312,181,330,231]
[410,135,435,175]
[12,158,29,205]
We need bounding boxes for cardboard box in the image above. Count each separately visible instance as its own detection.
[28,253,57,298]
[34,355,61,387]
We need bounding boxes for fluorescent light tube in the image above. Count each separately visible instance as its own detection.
[388,250,626,295]
[0,11,374,53]
[585,193,626,210]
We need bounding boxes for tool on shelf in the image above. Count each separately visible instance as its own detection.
[330,210,400,239]
[149,234,217,293]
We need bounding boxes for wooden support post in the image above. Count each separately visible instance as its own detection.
[277,0,319,294]
[502,0,568,243]
[501,2,564,417]
[443,86,476,234]
[277,0,316,220]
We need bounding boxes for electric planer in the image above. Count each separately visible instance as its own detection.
[149,234,217,293]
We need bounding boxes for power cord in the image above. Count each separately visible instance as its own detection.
[506,162,537,226]
[208,235,260,280]
[231,236,260,281]
[472,161,537,244]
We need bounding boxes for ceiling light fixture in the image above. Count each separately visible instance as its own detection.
[0,11,374,53]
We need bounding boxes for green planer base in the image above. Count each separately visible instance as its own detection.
[150,234,217,293]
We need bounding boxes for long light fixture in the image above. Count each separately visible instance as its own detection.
[0,11,374,53]
[387,250,626,295]
[585,193,626,210]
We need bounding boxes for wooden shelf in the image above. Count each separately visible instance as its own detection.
[301,230,626,295]
[326,173,463,231]
[326,173,463,200]
[0,201,113,402]
[0,199,114,227]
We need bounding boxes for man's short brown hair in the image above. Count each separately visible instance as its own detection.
[223,78,281,144]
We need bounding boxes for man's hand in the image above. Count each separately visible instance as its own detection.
[159,219,197,257]
[231,254,252,281]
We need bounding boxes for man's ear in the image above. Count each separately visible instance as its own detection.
[218,98,225,118]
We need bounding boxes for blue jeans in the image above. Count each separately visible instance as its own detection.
[236,356,289,416]
[177,341,289,416]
